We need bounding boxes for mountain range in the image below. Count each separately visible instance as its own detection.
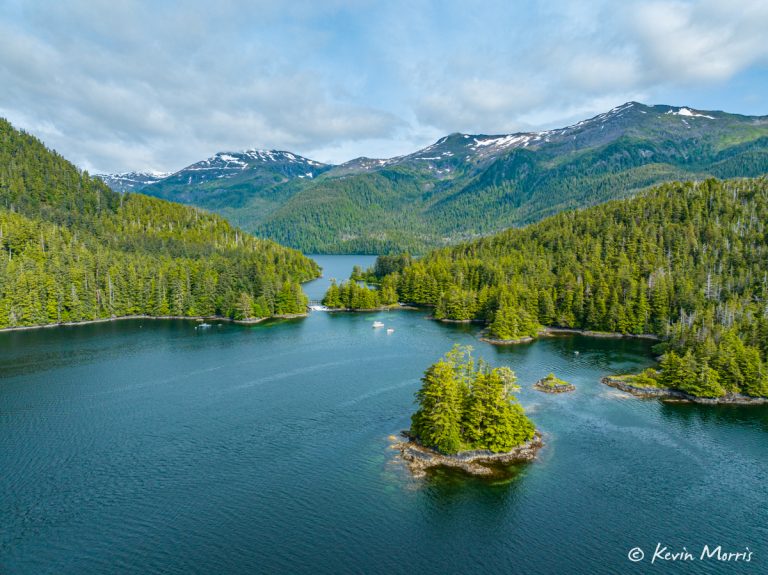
[97,102,768,253]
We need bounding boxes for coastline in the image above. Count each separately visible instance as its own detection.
[0,312,308,333]
[480,333,535,345]
[542,327,660,340]
[479,326,660,346]
[315,303,662,343]
[601,376,768,405]
[322,304,419,312]
[394,431,544,478]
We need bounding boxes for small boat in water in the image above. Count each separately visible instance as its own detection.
[387,328,395,334]
[373,321,385,328]
[196,323,212,329]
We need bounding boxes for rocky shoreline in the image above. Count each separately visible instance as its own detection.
[393,431,544,478]
[0,313,307,333]
[543,327,660,340]
[534,377,575,393]
[601,376,768,405]
[478,326,660,346]
[324,304,418,312]
[479,334,535,345]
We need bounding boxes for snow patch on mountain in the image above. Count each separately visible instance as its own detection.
[666,108,715,119]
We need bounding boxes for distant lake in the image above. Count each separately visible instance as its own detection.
[1,255,766,574]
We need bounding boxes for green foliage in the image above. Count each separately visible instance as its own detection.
[381,178,768,398]
[536,373,570,389]
[488,288,541,340]
[0,118,319,328]
[411,360,464,454]
[410,345,535,454]
[321,276,398,309]
[618,368,662,389]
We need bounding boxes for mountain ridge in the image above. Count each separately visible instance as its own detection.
[100,102,768,253]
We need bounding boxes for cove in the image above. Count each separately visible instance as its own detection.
[1,255,767,574]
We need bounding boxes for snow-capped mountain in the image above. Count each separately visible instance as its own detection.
[102,102,768,253]
[156,149,329,188]
[100,149,333,213]
[99,150,330,194]
[347,102,734,175]
[95,171,170,193]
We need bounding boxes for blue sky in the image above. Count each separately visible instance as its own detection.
[1,0,767,172]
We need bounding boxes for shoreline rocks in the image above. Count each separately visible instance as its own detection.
[542,327,660,340]
[323,304,418,312]
[0,313,308,333]
[394,431,544,478]
[601,376,768,405]
[534,375,575,393]
[479,327,660,346]
[479,335,535,345]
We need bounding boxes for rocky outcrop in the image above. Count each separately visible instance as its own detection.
[534,377,575,393]
[543,327,660,340]
[479,335,535,345]
[601,376,768,404]
[394,431,544,478]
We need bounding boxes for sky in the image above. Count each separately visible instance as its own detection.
[1,0,767,173]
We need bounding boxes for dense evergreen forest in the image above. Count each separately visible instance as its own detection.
[326,178,768,398]
[410,346,535,454]
[0,119,319,329]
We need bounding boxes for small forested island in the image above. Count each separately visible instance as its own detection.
[396,345,541,477]
[326,178,768,402]
[0,119,318,329]
[534,373,575,393]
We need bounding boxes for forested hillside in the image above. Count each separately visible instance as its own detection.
[333,178,768,398]
[0,119,319,329]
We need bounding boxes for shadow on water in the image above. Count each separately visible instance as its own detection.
[423,461,531,488]
[414,463,531,524]
[658,400,768,432]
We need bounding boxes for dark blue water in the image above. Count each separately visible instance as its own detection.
[1,256,766,574]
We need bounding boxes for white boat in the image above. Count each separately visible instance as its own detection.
[387,328,395,334]
[196,323,212,329]
[372,321,385,328]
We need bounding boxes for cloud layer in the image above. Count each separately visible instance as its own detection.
[0,0,766,171]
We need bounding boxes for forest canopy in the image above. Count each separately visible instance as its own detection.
[411,345,535,454]
[0,118,319,328]
[332,178,768,399]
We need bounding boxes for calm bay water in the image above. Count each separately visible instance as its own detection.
[1,255,767,574]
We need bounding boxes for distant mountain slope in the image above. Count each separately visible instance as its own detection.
[130,150,332,231]
[95,171,170,192]
[108,102,768,253]
[0,118,319,329]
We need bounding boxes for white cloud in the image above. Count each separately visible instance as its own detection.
[630,0,768,83]
[0,0,765,172]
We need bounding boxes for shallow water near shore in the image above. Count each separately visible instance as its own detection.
[1,255,767,574]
